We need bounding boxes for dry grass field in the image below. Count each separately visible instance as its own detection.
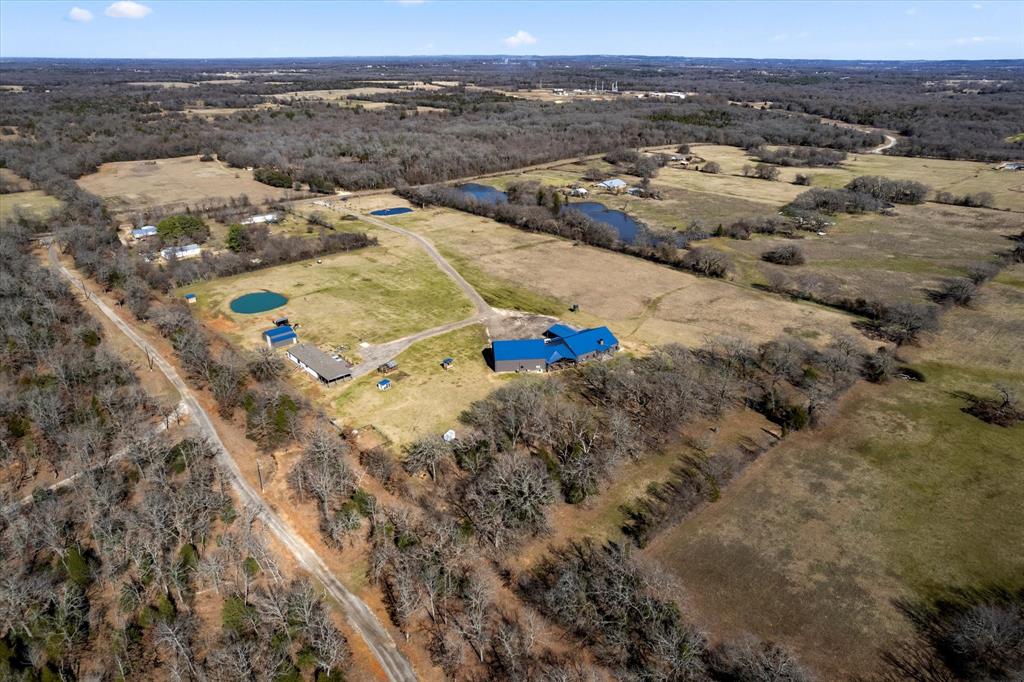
[689,143,1024,212]
[77,155,295,214]
[643,264,1024,679]
[332,324,505,446]
[704,201,1020,305]
[179,226,475,358]
[0,187,62,227]
[390,207,860,350]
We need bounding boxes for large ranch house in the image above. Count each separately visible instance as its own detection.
[491,324,619,373]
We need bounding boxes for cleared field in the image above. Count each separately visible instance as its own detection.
[333,324,505,446]
[702,201,1019,305]
[390,207,860,350]
[180,226,475,357]
[690,143,1024,212]
[485,161,781,230]
[77,156,295,213]
[0,189,62,227]
[271,87,407,100]
[643,266,1024,679]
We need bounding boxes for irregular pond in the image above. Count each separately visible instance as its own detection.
[229,291,288,314]
[370,207,414,216]
[454,183,644,244]
[561,201,643,245]
[457,183,508,204]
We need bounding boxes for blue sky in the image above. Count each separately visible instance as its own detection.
[1,1,1021,60]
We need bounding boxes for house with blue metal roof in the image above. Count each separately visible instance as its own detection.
[262,325,298,349]
[491,325,618,373]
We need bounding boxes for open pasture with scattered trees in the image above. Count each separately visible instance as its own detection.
[390,206,858,348]
[180,226,475,355]
[644,263,1024,679]
[2,55,1023,681]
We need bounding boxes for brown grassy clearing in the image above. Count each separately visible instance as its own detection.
[690,143,1024,212]
[703,201,1021,305]
[77,155,296,214]
[391,207,860,351]
[643,265,1024,679]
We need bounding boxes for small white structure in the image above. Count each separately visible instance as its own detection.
[240,213,279,225]
[160,243,202,261]
[597,178,627,191]
[131,225,158,240]
[568,187,588,197]
[443,429,457,443]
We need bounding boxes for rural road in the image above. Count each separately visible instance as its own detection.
[3,401,188,514]
[355,211,492,317]
[46,246,418,682]
[868,134,898,154]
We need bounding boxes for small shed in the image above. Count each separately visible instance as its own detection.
[184,293,197,304]
[377,378,392,392]
[273,317,290,327]
[440,357,454,370]
[378,359,398,374]
[263,325,298,349]
[131,225,158,240]
[443,429,457,442]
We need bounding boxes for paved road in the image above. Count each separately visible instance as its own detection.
[47,246,417,682]
[3,401,188,514]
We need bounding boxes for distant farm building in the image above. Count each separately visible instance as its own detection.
[240,213,280,225]
[567,187,588,197]
[377,378,392,391]
[491,324,619,373]
[378,360,398,375]
[440,357,454,370]
[160,243,202,261]
[262,325,298,349]
[999,162,1024,171]
[184,293,197,304]
[287,344,352,384]
[132,225,158,240]
[443,429,457,442]
[596,178,627,192]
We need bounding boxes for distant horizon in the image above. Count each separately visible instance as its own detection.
[2,1,1021,61]
[2,54,1023,64]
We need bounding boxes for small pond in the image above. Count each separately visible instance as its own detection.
[370,207,414,216]
[457,183,508,204]
[562,202,643,245]
[453,183,644,244]
[229,291,288,314]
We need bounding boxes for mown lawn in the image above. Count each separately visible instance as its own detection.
[333,324,507,446]
[180,229,475,354]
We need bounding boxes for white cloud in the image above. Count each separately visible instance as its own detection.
[68,6,94,22]
[502,29,537,48]
[105,1,152,19]
[954,35,1001,44]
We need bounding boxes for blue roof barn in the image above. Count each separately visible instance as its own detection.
[491,324,618,373]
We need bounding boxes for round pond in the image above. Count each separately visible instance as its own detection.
[229,291,288,314]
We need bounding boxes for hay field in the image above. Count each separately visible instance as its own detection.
[77,156,294,213]
[179,226,475,357]
[643,265,1024,679]
[690,143,1024,212]
[333,324,506,446]
[0,188,62,227]
[703,201,1018,305]
[391,207,859,350]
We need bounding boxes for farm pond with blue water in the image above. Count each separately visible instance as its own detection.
[229,291,288,314]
